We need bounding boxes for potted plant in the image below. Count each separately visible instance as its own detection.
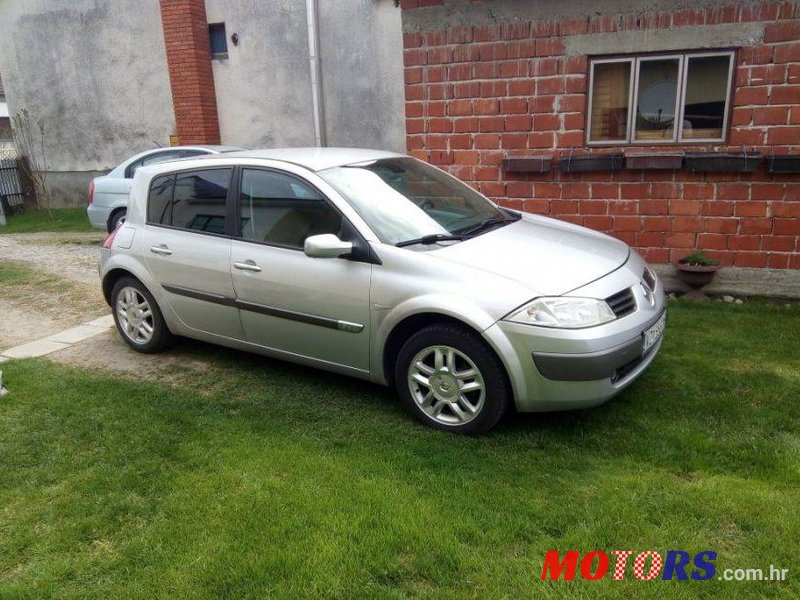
[673,251,721,298]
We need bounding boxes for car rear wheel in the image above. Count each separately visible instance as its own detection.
[394,324,511,434]
[111,277,173,353]
[107,208,126,233]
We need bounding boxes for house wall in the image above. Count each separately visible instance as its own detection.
[0,0,405,207]
[401,0,800,269]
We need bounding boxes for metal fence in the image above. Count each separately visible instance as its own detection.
[0,144,26,220]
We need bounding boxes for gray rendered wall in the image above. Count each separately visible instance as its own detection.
[205,0,406,152]
[0,0,175,206]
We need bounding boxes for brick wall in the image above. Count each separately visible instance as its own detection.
[401,1,800,269]
[158,0,220,145]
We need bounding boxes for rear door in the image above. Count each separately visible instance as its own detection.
[229,167,372,373]
[142,167,244,339]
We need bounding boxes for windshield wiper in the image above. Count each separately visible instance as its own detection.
[396,233,467,248]
[457,212,521,237]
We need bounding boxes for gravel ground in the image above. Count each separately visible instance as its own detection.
[0,231,105,286]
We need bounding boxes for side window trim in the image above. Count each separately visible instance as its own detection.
[145,166,234,239]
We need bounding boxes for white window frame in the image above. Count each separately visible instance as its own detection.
[586,50,735,146]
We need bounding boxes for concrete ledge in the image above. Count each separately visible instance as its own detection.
[652,265,800,300]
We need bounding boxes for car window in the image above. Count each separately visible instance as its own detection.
[128,150,186,178]
[238,168,342,249]
[147,168,232,235]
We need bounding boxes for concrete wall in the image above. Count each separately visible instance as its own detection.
[318,0,406,152]
[205,0,405,152]
[0,0,176,190]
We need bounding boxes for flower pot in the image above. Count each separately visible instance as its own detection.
[673,262,721,299]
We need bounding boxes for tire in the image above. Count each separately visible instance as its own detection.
[107,208,126,233]
[111,277,174,353]
[394,324,511,434]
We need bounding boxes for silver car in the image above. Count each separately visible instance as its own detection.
[87,145,243,232]
[99,148,665,434]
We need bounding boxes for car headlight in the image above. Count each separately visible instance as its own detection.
[506,296,616,328]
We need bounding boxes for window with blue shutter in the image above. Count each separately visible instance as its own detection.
[208,23,228,59]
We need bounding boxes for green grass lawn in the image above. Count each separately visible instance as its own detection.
[0,300,798,598]
[0,208,95,234]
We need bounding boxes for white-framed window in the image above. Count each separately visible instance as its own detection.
[586,50,735,145]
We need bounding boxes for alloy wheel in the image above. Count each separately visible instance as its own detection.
[407,345,486,426]
[116,286,155,345]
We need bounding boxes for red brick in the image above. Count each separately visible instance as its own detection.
[650,182,680,198]
[697,233,728,250]
[638,232,666,247]
[560,95,585,112]
[565,76,587,93]
[735,201,767,217]
[524,198,551,213]
[767,126,800,144]
[429,118,453,133]
[453,117,478,132]
[613,216,641,231]
[532,114,560,131]
[717,183,750,200]
[665,232,696,248]
[734,86,769,106]
[508,80,536,95]
[771,85,800,105]
[671,199,701,215]
[561,17,589,35]
[537,77,566,95]
[479,182,506,198]
[530,96,556,112]
[474,166,497,180]
[674,216,704,232]
[450,134,472,150]
[563,55,588,74]
[775,43,800,64]
[528,132,554,148]
[551,199,579,213]
[731,107,753,126]
[585,216,614,230]
[506,181,533,197]
[728,235,761,251]
[739,218,773,234]
[535,38,565,57]
[787,184,800,201]
[765,21,800,43]
[557,131,583,147]
[772,202,800,217]
[753,106,790,125]
[563,112,585,130]
[739,45,774,65]
[501,115,530,131]
[749,65,787,85]
[500,133,528,149]
[609,200,637,215]
[641,200,670,215]
[730,128,766,145]
[620,183,650,200]
[592,183,620,199]
[562,183,591,199]
[775,219,800,234]
[641,248,670,263]
[642,217,672,232]
[473,99,499,115]
[575,200,606,215]
[447,99,472,116]
[764,236,797,251]
[706,219,738,234]
[751,183,785,201]
[535,182,561,198]
[734,253,768,268]
[702,200,734,217]
[767,254,790,269]
[474,133,500,149]
[500,97,528,114]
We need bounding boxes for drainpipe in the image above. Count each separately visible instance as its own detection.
[305,0,326,147]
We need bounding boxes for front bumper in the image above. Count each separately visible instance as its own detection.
[483,253,666,412]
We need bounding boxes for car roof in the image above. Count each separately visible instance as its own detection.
[193,147,406,172]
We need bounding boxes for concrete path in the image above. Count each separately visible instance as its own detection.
[0,315,114,363]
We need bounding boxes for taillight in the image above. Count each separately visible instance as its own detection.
[88,180,95,205]
[102,226,120,249]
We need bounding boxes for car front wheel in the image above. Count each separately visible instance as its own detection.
[394,324,511,434]
[111,277,173,353]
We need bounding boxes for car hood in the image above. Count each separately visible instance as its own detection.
[430,213,630,296]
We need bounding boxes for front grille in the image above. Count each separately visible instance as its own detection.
[605,288,636,318]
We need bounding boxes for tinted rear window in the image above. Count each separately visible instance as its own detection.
[147,168,232,235]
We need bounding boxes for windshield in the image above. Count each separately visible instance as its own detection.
[318,157,505,245]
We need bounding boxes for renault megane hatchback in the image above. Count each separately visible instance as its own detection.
[99,148,665,434]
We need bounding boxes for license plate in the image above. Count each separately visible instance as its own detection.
[642,311,666,354]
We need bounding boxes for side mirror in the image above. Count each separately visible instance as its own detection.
[304,234,353,259]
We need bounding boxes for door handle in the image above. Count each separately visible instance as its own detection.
[149,245,172,256]
[233,260,262,272]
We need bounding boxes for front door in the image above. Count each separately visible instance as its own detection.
[142,167,243,339]
[229,167,372,372]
